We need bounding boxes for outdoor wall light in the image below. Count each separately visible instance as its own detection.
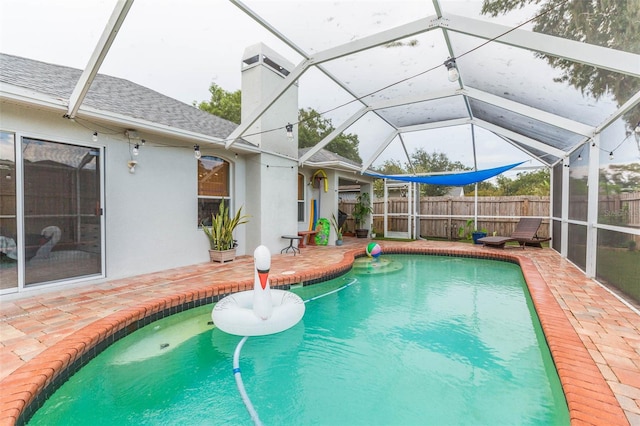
[286,123,294,140]
[609,151,614,160]
[444,58,459,82]
[127,160,138,174]
[132,143,139,156]
[194,145,202,159]
[92,131,98,142]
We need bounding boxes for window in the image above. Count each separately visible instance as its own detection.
[198,156,230,226]
[298,173,305,222]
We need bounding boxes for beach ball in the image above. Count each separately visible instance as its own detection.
[366,243,382,258]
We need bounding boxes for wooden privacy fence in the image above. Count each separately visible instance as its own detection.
[338,193,640,239]
[416,196,551,239]
[341,196,552,239]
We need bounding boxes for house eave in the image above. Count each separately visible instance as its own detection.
[304,160,374,176]
[1,85,263,154]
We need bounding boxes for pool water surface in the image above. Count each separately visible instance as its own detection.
[29,254,569,425]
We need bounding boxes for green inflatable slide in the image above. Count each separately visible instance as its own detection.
[314,218,330,246]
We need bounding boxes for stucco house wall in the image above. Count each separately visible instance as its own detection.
[0,103,248,280]
[0,48,374,295]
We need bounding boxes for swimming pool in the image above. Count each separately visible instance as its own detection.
[29,254,569,425]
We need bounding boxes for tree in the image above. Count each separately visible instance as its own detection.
[481,0,640,129]
[373,159,406,197]
[298,108,362,163]
[600,163,640,193]
[196,84,363,162]
[195,83,241,124]
[410,149,470,196]
[492,168,550,196]
[371,151,550,197]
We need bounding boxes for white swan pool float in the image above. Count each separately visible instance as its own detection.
[212,245,305,336]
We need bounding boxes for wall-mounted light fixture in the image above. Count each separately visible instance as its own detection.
[286,123,294,140]
[92,132,98,142]
[194,145,202,159]
[125,129,139,139]
[444,58,459,82]
[127,160,138,174]
[132,143,140,156]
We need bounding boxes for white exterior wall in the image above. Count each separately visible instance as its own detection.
[241,43,298,158]
[300,168,342,245]
[245,153,298,253]
[242,44,299,254]
[1,102,247,285]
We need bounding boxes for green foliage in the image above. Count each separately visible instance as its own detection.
[493,168,550,196]
[195,83,242,124]
[600,164,640,193]
[330,213,343,239]
[481,0,640,130]
[196,84,363,163]
[410,149,470,196]
[371,150,550,196]
[457,219,488,240]
[352,192,373,228]
[373,159,405,197]
[298,108,362,163]
[202,200,249,250]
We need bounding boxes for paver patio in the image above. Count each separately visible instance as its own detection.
[0,239,638,425]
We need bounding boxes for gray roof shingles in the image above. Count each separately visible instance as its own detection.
[0,53,238,139]
[1,53,363,166]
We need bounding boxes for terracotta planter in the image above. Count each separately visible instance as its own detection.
[209,248,236,263]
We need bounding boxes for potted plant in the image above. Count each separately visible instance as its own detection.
[330,213,343,246]
[352,192,373,238]
[342,222,355,237]
[202,200,249,262]
[458,219,487,244]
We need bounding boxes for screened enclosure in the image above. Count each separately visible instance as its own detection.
[1,0,638,301]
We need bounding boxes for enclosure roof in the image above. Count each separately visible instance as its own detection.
[227,0,640,171]
[1,0,639,171]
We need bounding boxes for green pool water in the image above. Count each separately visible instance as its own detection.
[29,255,569,425]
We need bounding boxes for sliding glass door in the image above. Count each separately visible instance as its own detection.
[22,138,103,286]
[0,132,18,292]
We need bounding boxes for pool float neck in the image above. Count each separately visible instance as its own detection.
[252,246,272,320]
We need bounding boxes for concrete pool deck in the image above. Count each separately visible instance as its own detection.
[0,239,639,425]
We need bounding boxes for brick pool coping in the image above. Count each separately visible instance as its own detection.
[0,245,630,425]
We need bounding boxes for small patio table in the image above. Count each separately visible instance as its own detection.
[281,235,302,255]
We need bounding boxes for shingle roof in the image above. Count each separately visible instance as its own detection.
[0,53,238,139]
[1,53,365,166]
[297,146,361,168]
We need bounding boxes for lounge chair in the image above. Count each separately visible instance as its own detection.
[477,218,551,249]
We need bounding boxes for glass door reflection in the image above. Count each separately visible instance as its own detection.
[22,138,102,286]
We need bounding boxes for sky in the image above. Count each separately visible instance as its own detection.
[1,0,634,175]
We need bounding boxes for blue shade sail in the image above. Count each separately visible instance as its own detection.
[365,162,525,186]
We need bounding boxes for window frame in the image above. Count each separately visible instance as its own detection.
[197,155,232,227]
